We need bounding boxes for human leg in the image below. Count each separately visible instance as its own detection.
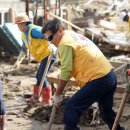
[26,56,51,104]
[97,70,124,130]
[99,93,125,130]
[63,80,107,129]
[64,70,125,130]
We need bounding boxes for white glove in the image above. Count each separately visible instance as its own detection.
[13,60,21,69]
[53,94,63,106]
[13,51,26,69]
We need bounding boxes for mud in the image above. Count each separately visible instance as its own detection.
[0,56,130,130]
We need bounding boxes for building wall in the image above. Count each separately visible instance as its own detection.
[0,0,25,13]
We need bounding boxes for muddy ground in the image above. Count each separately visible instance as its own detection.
[0,56,130,130]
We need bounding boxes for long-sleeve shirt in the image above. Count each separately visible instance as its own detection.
[59,45,74,81]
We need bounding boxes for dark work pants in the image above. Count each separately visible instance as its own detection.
[64,70,123,130]
[0,81,5,115]
[36,51,57,87]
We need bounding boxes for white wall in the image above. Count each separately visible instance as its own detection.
[0,0,25,13]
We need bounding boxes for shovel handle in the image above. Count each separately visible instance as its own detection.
[38,53,53,98]
[112,92,129,130]
[47,105,57,130]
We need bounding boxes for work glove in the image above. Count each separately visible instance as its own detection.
[13,60,21,69]
[13,51,26,69]
[53,94,63,107]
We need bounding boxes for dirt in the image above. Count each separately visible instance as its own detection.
[0,56,130,130]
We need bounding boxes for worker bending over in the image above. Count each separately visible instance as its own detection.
[15,14,57,105]
[42,18,125,130]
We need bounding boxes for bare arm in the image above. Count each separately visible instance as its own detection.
[55,79,68,96]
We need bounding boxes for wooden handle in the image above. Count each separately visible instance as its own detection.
[37,53,53,98]
[112,92,129,130]
[48,13,84,33]
[47,105,57,130]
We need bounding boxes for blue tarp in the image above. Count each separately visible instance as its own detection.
[0,23,23,56]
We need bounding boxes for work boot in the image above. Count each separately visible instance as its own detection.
[64,125,80,130]
[41,86,52,105]
[25,85,42,104]
[0,115,7,130]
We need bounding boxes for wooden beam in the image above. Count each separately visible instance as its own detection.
[48,13,84,33]
[48,72,125,93]
[48,76,78,86]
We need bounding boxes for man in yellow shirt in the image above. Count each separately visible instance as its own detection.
[42,18,125,130]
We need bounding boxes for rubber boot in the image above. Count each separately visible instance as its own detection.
[41,86,52,105]
[26,85,42,104]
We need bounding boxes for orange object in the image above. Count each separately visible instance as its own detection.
[26,85,42,104]
[26,85,52,105]
[127,69,130,76]
[42,86,52,105]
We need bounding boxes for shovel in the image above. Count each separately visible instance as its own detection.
[112,70,130,130]
[46,105,57,130]
[23,53,53,112]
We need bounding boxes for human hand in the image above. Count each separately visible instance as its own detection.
[53,94,63,107]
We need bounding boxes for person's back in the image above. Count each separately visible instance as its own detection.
[58,30,112,87]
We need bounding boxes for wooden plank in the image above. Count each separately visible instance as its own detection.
[98,45,130,52]
[99,20,116,30]
[48,71,125,93]
[48,13,84,33]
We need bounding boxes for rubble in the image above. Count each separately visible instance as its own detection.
[0,0,130,130]
[31,97,104,126]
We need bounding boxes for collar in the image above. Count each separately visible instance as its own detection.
[24,23,32,33]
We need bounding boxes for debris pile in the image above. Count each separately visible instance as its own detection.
[31,86,104,127]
